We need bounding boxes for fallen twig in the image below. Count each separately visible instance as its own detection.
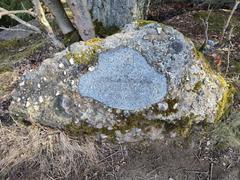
[208,162,214,180]
[0,26,37,33]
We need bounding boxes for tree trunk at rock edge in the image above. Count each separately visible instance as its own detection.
[31,0,64,48]
[42,0,75,35]
[67,0,95,41]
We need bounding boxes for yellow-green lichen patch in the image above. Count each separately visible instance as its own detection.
[193,48,235,122]
[94,21,120,37]
[215,83,235,122]
[135,20,157,27]
[193,47,216,74]
[66,38,103,65]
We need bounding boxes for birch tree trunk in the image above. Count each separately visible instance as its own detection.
[42,0,75,35]
[31,0,64,48]
[67,0,95,40]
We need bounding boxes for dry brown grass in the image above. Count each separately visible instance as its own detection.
[0,122,100,180]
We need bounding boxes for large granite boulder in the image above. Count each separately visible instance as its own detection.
[9,21,234,142]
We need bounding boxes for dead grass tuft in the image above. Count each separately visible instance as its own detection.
[0,122,100,179]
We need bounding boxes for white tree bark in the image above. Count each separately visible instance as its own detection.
[42,0,75,35]
[67,0,95,40]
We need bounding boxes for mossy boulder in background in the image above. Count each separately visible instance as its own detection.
[9,21,234,142]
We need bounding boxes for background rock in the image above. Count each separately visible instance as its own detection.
[9,21,233,142]
[88,0,150,27]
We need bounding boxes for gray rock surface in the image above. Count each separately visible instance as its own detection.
[79,47,167,110]
[9,21,233,142]
[88,0,149,27]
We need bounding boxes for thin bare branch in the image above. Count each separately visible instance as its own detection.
[0,9,35,18]
[0,7,41,33]
[225,26,234,76]
[0,26,37,33]
[199,5,212,51]
[220,0,240,43]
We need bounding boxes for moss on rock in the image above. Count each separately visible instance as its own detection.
[135,20,157,27]
[215,83,235,122]
[66,38,103,65]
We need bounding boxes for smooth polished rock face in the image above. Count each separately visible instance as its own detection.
[79,47,167,110]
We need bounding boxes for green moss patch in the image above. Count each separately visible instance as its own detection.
[66,38,103,65]
[135,20,157,27]
[215,83,235,122]
[94,21,120,37]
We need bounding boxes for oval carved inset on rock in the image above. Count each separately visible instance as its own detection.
[79,47,168,110]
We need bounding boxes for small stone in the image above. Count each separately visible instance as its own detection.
[37,83,41,88]
[59,63,65,69]
[26,101,30,107]
[116,109,121,114]
[39,96,44,103]
[107,126,113,130]
[156,27,162,34]
[170,132,177,138]
[56,91,60,96]
[63,71,67,75]
[19,81,25,86]
[158,102,168,111]
[17,98,21,102]
[100,134,108,139]
[69,58,75,65]
[74,119,80,123]
[88,66,95,72]
[34,105,39,111]
[96,123,103,129]
[173,103,178,110]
